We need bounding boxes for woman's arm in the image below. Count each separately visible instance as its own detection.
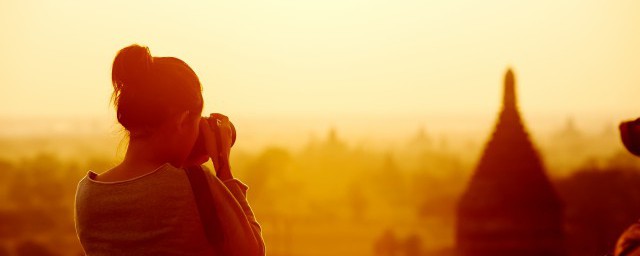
[200,114,266,255]
[221,176,266,255]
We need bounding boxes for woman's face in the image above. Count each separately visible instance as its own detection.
[165,111,201,167]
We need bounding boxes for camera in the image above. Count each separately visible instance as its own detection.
[190,117,237,159]
[620,118,640,157]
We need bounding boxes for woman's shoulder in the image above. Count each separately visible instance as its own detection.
[197,165,248,191]
[75,163,196,217]
[75,163,194,202]
[86,163,180,184]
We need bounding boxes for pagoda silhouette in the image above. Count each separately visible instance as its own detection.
[456,68,565,256]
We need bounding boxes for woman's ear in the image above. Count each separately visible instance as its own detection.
[176,111,191,131]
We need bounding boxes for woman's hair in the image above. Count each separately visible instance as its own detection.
[111,44,203,137]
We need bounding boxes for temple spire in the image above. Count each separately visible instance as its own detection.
[503,68,517,111]
[456,67,565,256]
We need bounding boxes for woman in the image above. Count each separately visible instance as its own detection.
[74,45,265,256]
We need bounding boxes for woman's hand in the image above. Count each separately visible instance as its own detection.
[200,113,234,180]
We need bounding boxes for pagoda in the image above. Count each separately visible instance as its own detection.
[456,68,565,256]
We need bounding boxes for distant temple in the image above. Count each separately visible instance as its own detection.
[456,69,565,256]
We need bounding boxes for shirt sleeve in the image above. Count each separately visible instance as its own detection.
[222,178,266,255]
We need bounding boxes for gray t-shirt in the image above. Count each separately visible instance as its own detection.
[74,163,264,256]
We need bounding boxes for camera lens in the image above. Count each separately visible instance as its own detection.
[230,122,237,147]
[620,118,640,157]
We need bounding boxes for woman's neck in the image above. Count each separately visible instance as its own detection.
[125,139,169,166]
[95,136,173,182]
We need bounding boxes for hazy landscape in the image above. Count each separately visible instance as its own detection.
[1,1,639,255]
[1,114,638,255]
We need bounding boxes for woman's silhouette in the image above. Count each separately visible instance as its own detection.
[74,44,265,256]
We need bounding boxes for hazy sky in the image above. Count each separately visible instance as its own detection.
[1,0,639,136]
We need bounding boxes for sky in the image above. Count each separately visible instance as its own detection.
[0,0,639,141]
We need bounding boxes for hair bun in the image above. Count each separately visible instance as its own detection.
[111,44,153,93]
